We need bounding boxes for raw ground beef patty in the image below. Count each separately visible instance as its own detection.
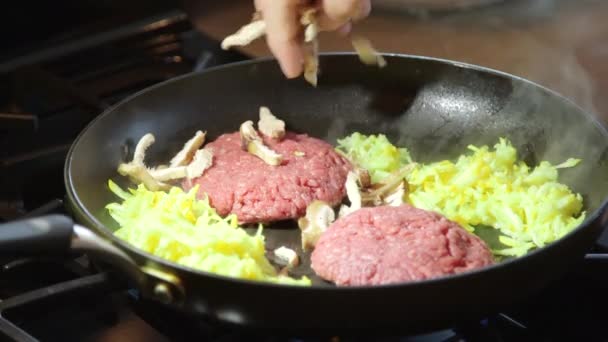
[311,205,494,286]
[184,131,351,223]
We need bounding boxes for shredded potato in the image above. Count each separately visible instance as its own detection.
[336,133,586,257]
[106,180,310,286]
[336,132,412,183]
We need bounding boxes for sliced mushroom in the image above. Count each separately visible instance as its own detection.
[337,165,414,216]
[221,10,385,87]
[117,134,170,191]
[303,40,319,87]
[247,140,283,166]
[147,148,212,182]
[355,167,372,189]
[351,36,387,68]
[221,19,266,50]
[300,8,320,87]
[118,130,214,189]
[251,11,262,21]
[186,148,214,179]
[300,8,316,29]
[361,164,415,205]
[258,106,285,140]
[337,204,351,219]
[337,171,363,218]
[298,200,336,251]
[148,166,187,182]
[240,120,259,147]
[300,8,319,45]
[384,182,406,206]
[345,171,362,209]
[169,130,206,167]
[132,133,155,165]
[240,120,283,166]
[118,163,169,191]
[304,23,318,44]
[273,246,300,268]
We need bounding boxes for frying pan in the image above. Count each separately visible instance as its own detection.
[1,53,608,336]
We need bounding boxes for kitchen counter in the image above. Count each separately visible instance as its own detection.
[185,0,608,124]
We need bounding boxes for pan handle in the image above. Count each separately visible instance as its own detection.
[0,215,74,254]
[0,215,140,278]
[0,215,184,303]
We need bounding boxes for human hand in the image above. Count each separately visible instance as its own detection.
[254,0,372,78]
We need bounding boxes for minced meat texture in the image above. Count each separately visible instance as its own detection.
[184,131,351,224]
[311,205,494,286]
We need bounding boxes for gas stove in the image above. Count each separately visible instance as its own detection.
[1,6,608,342]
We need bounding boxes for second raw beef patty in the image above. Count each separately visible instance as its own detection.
[311,205,495,286]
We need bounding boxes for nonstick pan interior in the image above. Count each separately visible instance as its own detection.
[64,53,608,331]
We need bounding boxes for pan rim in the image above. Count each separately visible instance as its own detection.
[65,52,608,292]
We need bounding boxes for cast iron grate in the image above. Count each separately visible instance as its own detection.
[0,10,250,222]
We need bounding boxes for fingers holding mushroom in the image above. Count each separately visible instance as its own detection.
[221,17,267,50]
[300,8,320,86]
[221,5,385,86]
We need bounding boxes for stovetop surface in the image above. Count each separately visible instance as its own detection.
[1,4,608,342]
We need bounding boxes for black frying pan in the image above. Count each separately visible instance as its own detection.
[2,53,608,336]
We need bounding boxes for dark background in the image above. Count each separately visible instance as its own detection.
[0,1,179,62]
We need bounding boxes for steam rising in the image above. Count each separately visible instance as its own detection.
[319,57,608,213]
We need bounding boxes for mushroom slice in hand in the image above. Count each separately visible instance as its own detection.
[273,246,300,268]
[351,36,387,68]
[221,19,266,50]
[258,106,285,140]
[298,200,336,251]
[240,120,283,166]
[300,8,320,87]
[169,130,206,167]
[300,8,319,45]
[300,8,316,30]
[303,41,319,87]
